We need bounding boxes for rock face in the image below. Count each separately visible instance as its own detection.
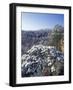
[21,45,64,77]
[21,30,51,55]
[21,25,64,55]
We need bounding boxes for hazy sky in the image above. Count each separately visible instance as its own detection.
[22,12,64,31]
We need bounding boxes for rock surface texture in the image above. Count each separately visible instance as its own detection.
[21,45,64,77]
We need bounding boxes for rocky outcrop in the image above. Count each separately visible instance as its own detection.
[21,45,64,77]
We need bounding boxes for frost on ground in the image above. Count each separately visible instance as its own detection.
[21,44,64,77]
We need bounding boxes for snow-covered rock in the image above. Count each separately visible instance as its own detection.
[21,44,64,77]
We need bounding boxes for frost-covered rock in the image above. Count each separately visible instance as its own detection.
[51,65,56,72]
[21,44,64,77]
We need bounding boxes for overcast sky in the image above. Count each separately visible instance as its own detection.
[22,12,64,31]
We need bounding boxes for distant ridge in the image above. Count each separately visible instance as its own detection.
[21,25,64,55]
